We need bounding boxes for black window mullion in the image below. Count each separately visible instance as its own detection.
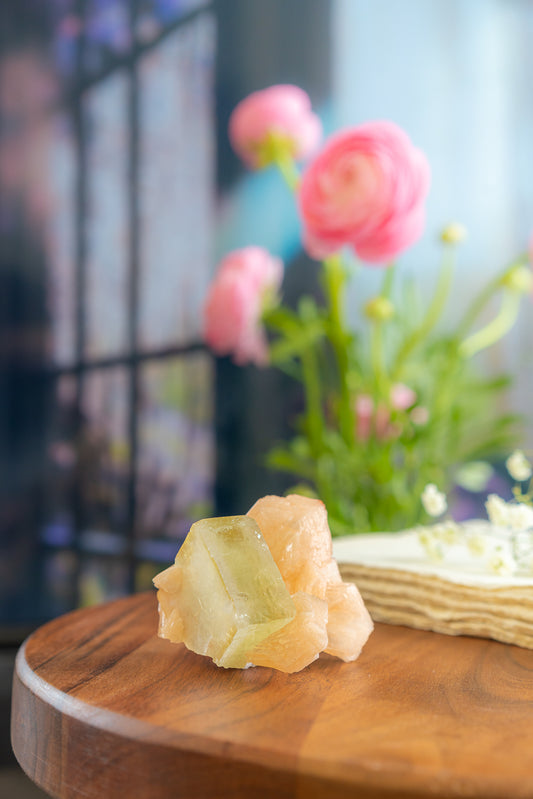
[71,0,89,609]
[42,341,206,381]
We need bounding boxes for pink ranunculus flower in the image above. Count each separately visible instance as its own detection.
[203,247,283,366]
[228,85,322,169]
[218,245,283,296]
[298,121,430,264]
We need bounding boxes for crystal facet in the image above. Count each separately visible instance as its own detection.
[154,515,296,668]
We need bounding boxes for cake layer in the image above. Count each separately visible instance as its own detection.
[333,522,533,649]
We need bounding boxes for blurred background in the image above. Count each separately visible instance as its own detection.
[1,0,532,789]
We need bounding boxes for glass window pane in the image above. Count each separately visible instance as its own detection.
[80,368,130,535]
[41,550,78,618]
[137,353,214,545]
[84,0,132,75]
[136,0,210,44]
[135,559,164,591]
[85,72,130,359]
[79,555,129,607]
[138,15,215,349]
[41,375,78,549]
[45,114,77,365]
[53,2,82,85]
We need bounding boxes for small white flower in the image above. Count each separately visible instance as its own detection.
[433,521,460,545]
[418,529,444,562]
[467,533,487,557]
[512,530,533,569]
[486,494,533,531]
[485,494,512,527]
[421,484,447,517]
[508,502,533,531]
[487,547,516,576]
[506,450,532,483]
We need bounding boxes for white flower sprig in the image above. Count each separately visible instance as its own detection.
[421,483,447,517]
[418,451,533,576]
[486,493,533,530]
[506,450,532,483]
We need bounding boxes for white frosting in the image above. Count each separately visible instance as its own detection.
[332,520,533,588]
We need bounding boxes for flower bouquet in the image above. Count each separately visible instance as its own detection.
[203,85,532,536]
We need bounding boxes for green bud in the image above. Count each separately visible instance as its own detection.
[364,296,395,321]
[440,223,468,245]
[500,264,533,294]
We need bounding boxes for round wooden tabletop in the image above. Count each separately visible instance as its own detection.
[11,591,533,799]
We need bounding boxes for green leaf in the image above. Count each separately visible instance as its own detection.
[269,322,325,364]
[263,306,300,333]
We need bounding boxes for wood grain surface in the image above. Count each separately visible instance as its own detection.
[11,591,533,799]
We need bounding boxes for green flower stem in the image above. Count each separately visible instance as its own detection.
[370,319,386,398]
[371,265,396,398]
[270,148,328,456]
[381,263,396,298]
[392,249,455,381]
[268,148,323,451]
[300,348,324,457]
[456,254,528,339]
[323,253,354,445]
[273,151,300,191]
[459,289,522,358]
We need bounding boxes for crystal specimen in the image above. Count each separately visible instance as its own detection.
[154,515,296,668]
[154,495,373,672]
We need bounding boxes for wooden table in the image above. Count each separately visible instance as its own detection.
[11,592,533,798]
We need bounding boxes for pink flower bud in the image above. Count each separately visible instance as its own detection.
[298,121,430,264]
[203,248,283,366]
[228,85,322,169]
[390,383,417,411]
[355,394,374,441]
[410,406,429,426]
[374,404,392,441]
[218,246,283,295]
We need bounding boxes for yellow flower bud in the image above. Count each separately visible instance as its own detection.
[500,264,533,294]
[364,296,395,321]
[440,223,468,245]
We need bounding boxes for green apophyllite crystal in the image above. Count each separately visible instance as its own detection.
[154,515,296,668]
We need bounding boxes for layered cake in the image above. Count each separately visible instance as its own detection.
[333,520,533,649]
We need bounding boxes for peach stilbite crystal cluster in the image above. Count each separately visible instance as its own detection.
[153,495,373,672]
